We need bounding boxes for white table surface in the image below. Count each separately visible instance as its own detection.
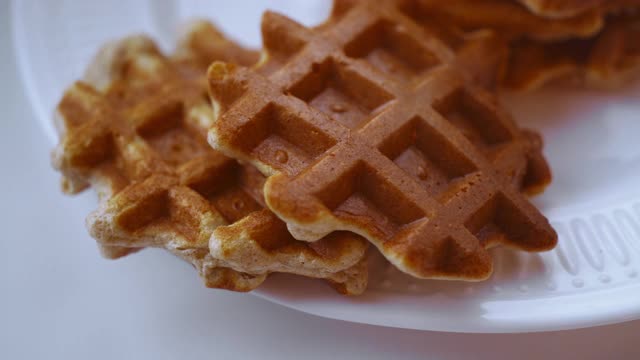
[1,2,639,359]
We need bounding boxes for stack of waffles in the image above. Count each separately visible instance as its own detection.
[52,0,639,295]
[410,0,640,90]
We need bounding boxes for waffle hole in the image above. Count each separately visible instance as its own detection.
[343,20,440,82]
[433,88,513,152]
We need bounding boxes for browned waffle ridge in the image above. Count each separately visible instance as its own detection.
[413,0,605,41]
[208,1,557,280]
[518,0,640,18]
[335,0,510,90]
[503,12,640,90]
[52,21,368,294]
[410,0,640,90]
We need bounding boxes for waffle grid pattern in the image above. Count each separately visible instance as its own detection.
[53,24,368,294]
[209,1,557,280]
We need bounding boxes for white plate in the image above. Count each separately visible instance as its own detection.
[12,0,640,333]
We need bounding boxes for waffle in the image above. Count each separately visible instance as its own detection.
[518,0,605,18]
[334,0,509,90]
[504,13,640,90]
[414,0,606,41]
[409,1,640,90]
[52,21,368,294]
[518,0,640,18]
[208,2,557,280]
[173,19,259,72]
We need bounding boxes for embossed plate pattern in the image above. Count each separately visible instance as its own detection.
[12,0,640,332]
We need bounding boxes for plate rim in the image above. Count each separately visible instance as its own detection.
[253,277,640,333]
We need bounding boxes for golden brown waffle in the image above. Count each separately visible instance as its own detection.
[208,2,557,280]
[518,0,640,18]
[52,22,368,294]
[334,0,509,90]
[408,1,640,90]
[518,0,605,18]
[504,13,640,90]
[173,19,260,72]
[414,0,606,41]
